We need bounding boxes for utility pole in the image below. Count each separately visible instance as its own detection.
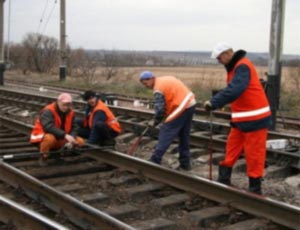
[59,0,66,81]
[266,0,285,131]
[0,0,5,86]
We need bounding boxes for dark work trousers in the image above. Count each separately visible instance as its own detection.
[150,105,195,167]
[75,118,117,144]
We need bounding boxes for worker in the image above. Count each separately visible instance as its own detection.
[30,93,85,165]
[76,90,121,146]
[204,42,271,194]
[139,71,196,170]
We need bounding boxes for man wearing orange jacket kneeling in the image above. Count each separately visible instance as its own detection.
[76,90,122,147]
[30,93,85,166]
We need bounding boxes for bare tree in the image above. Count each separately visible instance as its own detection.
[100,50,119,80]
[21,33,59,73]
[68,49,101,85]
[5,43,29,74]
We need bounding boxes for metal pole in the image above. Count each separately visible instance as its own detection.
[6,0,10,63]
[266,0,286,130]
[59,0,66,81]
[0,0,6,86]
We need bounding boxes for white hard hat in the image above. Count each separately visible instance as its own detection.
[211,42,233,59]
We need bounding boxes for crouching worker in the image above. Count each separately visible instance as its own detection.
[77,90,121,146]
[30,93,85,166]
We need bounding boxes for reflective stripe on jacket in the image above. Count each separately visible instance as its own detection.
[153,76,196,123]
[227,57,271,122]
[30,103,74,143]
[85,100,122,133]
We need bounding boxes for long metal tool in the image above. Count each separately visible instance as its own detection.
[127,126,150,155]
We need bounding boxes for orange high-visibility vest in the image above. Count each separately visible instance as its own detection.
[30,103,74,143]
[227,57,271,122]
[153,76,196,123]
[84,100,121,133]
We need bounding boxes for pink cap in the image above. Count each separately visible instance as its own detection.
[57,93,72,103]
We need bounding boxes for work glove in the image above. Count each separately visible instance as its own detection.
[204,100,213,111]
[64,142,74,150]
[148,120,159,128]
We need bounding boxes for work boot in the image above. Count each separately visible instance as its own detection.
[217,165,232,185]
[38,154,48,167]
[179,160,192,171]
[100,138,116,147]
[249,177,262,195]
[179,164,192,171]
[148,155,161,165]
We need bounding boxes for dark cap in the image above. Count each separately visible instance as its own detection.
[82,90,96,101]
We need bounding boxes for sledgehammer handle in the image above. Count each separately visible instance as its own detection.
[127,126,150,156]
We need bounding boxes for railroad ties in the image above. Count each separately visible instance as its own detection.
[0,122,299,230]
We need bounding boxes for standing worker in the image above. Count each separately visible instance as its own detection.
[76,90,121,146]
[204,42,271,194]
[30,93,85,166]
[139,71,196,170]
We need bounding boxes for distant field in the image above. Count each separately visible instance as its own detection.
[95,65,299,91]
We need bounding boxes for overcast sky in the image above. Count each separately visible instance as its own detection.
[5,0,300,54]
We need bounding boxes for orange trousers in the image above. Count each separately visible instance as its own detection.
[219,127,267,178]
[39,133,85,156]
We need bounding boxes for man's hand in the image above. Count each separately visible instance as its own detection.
[148,120,158,128]
[65,134,77,144]
[204,100,213,111]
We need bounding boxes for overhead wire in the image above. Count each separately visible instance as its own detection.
[40,0,58,36]
[36,0,50,34]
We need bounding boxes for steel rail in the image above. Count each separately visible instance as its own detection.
[0,161,135,230]
[0,194,69,230]
[85,148,300,230]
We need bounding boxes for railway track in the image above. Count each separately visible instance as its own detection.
[0,87,299,171]
[0,87,299,197]
[5,79,300,130]
[0,120,299,229]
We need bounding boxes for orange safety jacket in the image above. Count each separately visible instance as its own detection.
[83,100,121,133]
[154,76,196,123]
[227,57,271,123]
[30,103,74,143]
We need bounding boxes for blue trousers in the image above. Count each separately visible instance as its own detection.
[150,106,195,167]
[75,118,117,144]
